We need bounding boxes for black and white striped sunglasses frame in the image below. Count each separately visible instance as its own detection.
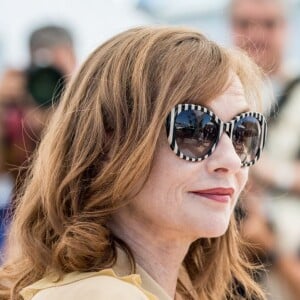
[166,104,267,167]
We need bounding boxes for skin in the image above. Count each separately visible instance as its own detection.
[230,0,287,75]
[110,74,250,298]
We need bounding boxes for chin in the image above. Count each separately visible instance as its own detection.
[206,226,229,238]
[192,217,230,239]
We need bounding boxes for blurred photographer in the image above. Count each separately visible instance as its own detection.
[1,24,76,174]
[0,24,77,254]
[27,25,76,108]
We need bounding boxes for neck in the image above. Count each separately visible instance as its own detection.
[109,215,192,299]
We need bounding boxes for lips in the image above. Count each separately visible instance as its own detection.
[190,188,234,203]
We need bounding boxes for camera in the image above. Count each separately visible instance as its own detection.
[26,63,66,108]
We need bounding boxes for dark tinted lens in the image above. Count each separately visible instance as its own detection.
[232,116,261,163]
[174,110,219,159]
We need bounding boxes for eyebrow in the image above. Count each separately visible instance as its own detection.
[206,104,252,121]
[239,106,251,114]
[228,106,251,120]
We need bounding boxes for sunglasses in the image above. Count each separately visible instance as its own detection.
[166,104,267,167]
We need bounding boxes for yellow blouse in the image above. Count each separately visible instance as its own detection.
[20,249,173,300]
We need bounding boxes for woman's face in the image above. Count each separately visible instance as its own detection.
[128,74,250,241]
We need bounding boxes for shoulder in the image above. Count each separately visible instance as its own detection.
[24,274,150,300]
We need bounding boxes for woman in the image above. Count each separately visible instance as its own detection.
[0,26,267,300]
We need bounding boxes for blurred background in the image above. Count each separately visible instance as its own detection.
[1,0,300,72]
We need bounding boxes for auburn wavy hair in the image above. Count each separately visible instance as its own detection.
[0,26,266,299]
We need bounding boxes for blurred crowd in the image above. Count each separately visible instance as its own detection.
[230,0,300,299]
[0,0,300,299]
[0,25,77,253]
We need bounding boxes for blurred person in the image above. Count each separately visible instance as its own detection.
[0,24,76,177]
[230,0,300,299]
[0,69,35,175]
[29,25,76,77]
[0,69,29,256]
[0,24,77,255]
[25,24,77,132]
[0,26,268,300]
[230,0,290,90]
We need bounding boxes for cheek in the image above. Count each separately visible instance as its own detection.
[139,142,197,218]
[236,167,249,197]
[229,169,249,217]
[130,164,188,230]
[146,148,188,203]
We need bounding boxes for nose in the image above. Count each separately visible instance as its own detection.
[247,23,268,43]
[206,133,241,174]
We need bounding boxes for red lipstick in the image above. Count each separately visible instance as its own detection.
[190,188,234,203]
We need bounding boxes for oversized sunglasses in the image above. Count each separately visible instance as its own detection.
[166,104,267,167]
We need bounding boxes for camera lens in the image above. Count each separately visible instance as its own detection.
[26,65,65,108]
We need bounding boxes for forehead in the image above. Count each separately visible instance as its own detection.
[207,75,250,121]
[232,0,285,18]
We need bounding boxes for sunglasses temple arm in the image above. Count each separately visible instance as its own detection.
[166,111,175,145]
[256,118,267,161]
[260,118,267,150]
